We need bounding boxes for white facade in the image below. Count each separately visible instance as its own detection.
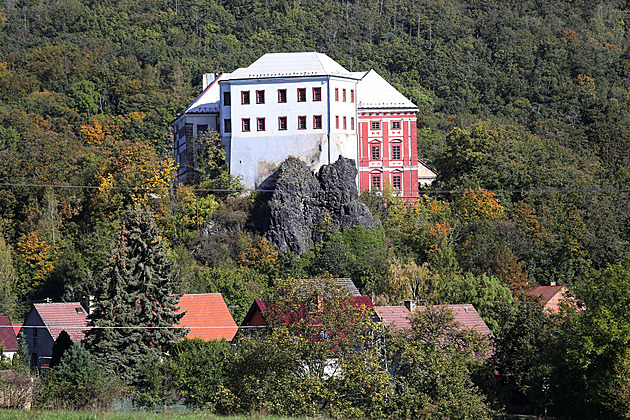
[172,52,436,194]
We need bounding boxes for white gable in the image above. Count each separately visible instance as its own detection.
[183,73,228,114]
[356,70,418,110]
[225,52,357,80]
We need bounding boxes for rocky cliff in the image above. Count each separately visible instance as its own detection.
[268,156,375,254]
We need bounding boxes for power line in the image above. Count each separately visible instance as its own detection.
[0,181,628,195]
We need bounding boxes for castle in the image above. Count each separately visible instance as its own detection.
[172,52,435,199]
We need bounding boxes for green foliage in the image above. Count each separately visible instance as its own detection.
[443,272,514,333]
[168,339,231,410]
[67,80,99,116]
[387,306,494,419]
[50,330,73,369]
[37,343,122,410]
[552,260,630,418]
[84,208,188,386]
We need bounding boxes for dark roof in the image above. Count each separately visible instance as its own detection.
[176,293,238,341]
[335,278,361,296]
[375,304,492,336]
[31,303,91,343]
[0,316,17,352]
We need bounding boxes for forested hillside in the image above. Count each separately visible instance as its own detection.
[1,0,630,416]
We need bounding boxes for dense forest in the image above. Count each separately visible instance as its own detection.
[1,0,630,417]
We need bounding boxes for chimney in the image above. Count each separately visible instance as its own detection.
[202,73,216,90]
[81,296,94,315]
[404,300,417,312]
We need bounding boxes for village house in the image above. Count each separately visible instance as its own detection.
[21,302,91,370]
[172,52,436,199]
[374,302,492,337]
[0,316,18,361]
[525,284,574,313]
[176,293,238,342]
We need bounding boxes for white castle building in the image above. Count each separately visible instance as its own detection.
[172,52,436,199]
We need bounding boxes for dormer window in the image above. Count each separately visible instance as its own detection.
[75,307,84,314]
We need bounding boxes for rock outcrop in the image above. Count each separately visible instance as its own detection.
[268,156,375,254]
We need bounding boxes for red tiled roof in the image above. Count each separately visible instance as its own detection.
[374,306,412,330]
[376,304,492,336]
[12,323,22,337]
[0,316,17,352]
[32,303,90,343]
[176,294,238,341]
[526,286,564,306]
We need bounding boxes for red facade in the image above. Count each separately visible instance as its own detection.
[357,111,419,200]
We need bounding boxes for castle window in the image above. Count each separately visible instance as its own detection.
[371,121,380,130]
[343,116,347,130]
[313,87,322,101]
[372,175,381,190]
[313,115,322,129]
[242,118,250,132]
[392,175,401,190]
[257,117,266,131]
[278,116,287,130]
[335,116,339,129]
[297,88,306,102]
[351,89,354,103]
[241,91,250,105]
[223,92,231,106]
[335,88,339,101]
[256,90,265,104]
[392,145,401,160]
[371,145,380,160]
[351,117,355,130]
[342,89,346,102]
[224,119,232,133]
[392,121,401,129]
[298,116,307,129]
[278,89,287,103]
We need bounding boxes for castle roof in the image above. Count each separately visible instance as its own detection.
[357,70,418,110]
[226,52,356,80]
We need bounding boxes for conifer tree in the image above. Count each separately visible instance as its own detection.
[84,208,187,385]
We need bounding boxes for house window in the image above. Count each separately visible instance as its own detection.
[342,88,346,102]
[392,175,401,190]
[335,88,339,101]
[313,87,322,101]
[257,117,266,131]
[351,89,354,103]
[371,145,380,160]
[278,89,287,103]
[313,115,322,129]
[278,116,287,130]
[298,116,307,129]
[256,90,265,104]
[392,121,401,129]
[351,117,355,130]
[297,88,306,102]
[242,118,250,132]
[371,121,380,130]
[392,145,401,160]
[31,353,37,368]
[223,92,231,106]
[241,91,250,105]
[197,124,208,136]
[343,116,347,130]
[224,119,232,133]
[335,116,339,129]
[372,175,381,190]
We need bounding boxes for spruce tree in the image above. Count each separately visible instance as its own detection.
[84,208,187,385]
